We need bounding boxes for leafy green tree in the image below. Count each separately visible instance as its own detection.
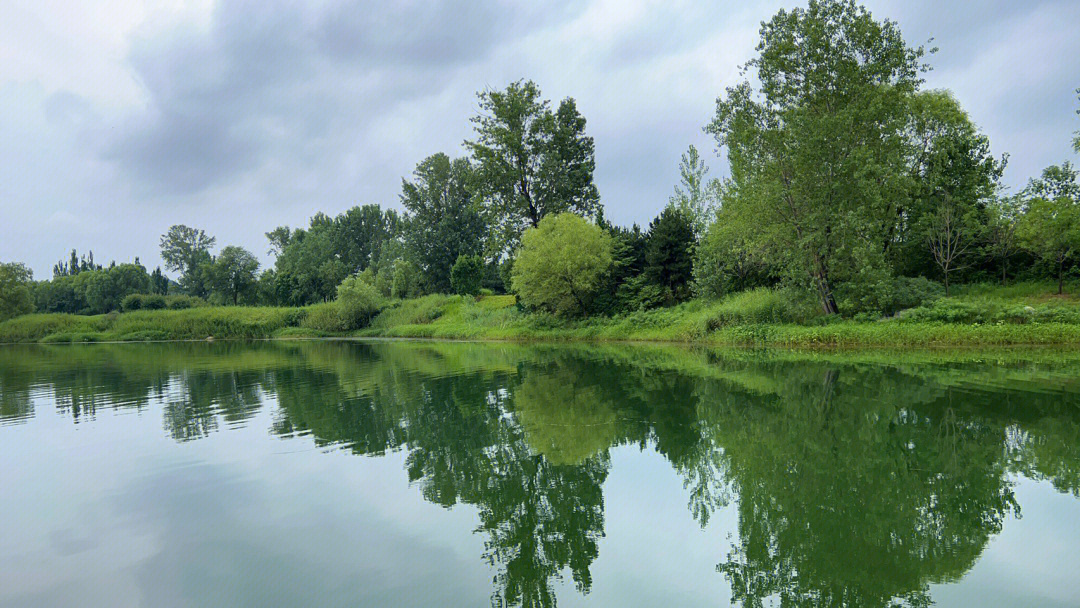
[273,206,400,305]
[707,0,926,314]
[450,254,484,296]
[265,226,292,257]
[467,80,600,253]
[0,262,34,321]
[694,203,774,298]
[150,267,170,295]
[401,153,486,293]
[511,213,613,316]
[668,145,720,237]
[1018,164,1080,294]
[645,207,696,304]
[986,196,1022,285]
[210,246,260,305]
[160,225,215,298]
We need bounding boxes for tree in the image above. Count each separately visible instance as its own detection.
[1018,164,1080,294]
[694,202,774,298]
[511,213,613,316]
[266,226,292,257]
[160,225,216,298]
[401,153,486,293]
[467,80,600,253]
[210,246,260,305]
[450,255,484,296]
[150,267,170,295]
[986,196,1022,285]
[669,145,720,237]
[273,206,401,305]
[645,207,696,304]
[707,0,926,314]
[0,262,34,321]
[1073,87,1079,154]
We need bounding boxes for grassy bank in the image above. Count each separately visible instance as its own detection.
[3,282,1080,347]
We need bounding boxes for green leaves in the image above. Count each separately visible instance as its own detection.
[511,213,613,316]
[466,80,599,254]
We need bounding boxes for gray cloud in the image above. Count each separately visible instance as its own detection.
[1,0,1078,277]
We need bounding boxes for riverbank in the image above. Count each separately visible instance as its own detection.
[4,283,1080,347]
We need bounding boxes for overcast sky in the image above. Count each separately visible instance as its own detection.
[2,0,1078,278]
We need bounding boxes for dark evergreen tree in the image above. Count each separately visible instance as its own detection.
[644,207,695,304]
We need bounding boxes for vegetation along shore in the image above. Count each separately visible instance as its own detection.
[2,0,1080,349]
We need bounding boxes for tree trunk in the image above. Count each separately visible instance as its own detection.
[1059,259,1065,295]
[944,271,950,297]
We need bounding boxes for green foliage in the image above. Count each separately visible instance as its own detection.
[401,153,486,293]
[273,205,400,305]
[705,287,819,328]
[209,245,260,305]
[668,145,720,236]
[644,206,696,305]
[336,275,385,330]
[694,203,773,299]
[0,262,34,322]
[450,254,484,296]
[390,259,421,300]
[707,0,927,314]
[467,80,600,253]
[511,213,614,317]
[160,225,215,297]
[1017,163,1080,294]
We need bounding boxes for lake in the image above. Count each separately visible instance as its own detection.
[1,341,1078,607]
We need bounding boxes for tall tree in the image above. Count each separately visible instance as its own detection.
[668,145,719,237]
[401,153,486,293]
[1018,163,1080,294]
[466,80,600,253]
[160,225,216,298]
[986,196,1022,285]
[645,207,696,304]
[0,262,34,321]
[912,97,1004,294]
[707,0,926,314]
[210,246,260,305]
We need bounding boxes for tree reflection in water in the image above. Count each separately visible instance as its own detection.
[1,342,1079,607]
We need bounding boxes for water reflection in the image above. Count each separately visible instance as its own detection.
[1,342,1079,607]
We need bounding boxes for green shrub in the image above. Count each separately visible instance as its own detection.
[142,294,167,310]
[121,294,144,311]
[338,276,385,329]
[300,302,347,332]
[705,287,817,329]
[166,295,206,310]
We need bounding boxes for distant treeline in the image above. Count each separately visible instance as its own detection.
[2,0,1079,324]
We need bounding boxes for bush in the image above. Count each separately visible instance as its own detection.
[837,275,944,317]
[451,255,484,296]
[705,287,818,329]
[142,294,167,310]
[121,294,143,311]
[166,295,206,310]
[337,275,385,330]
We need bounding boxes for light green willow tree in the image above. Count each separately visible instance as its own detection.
[511,213,613,316]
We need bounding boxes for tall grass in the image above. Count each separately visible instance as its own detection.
[4,281,1080,347]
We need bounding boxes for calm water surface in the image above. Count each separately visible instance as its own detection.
[1,341,1079,607]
